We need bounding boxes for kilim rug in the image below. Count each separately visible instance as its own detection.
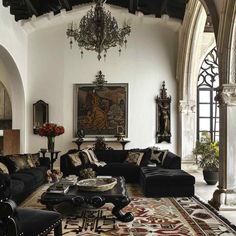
[21,185,236,236]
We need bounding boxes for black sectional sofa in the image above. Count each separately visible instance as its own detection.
[0,154,49,204]
[61,148,156,182]
[61,148,195,197]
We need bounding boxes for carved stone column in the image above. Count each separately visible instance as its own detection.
[209,84,236,210]
[178,100,196,167]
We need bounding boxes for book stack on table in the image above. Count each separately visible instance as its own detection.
[47,175,78,194]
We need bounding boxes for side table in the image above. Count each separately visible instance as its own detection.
[119,140,130,150]
[72,139,83,151]
[40,150,61,171]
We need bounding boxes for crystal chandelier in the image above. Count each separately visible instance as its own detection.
[66,0,131,60]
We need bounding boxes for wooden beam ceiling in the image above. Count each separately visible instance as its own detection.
[2,0,188,22]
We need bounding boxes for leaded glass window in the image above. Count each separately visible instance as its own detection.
[197,47,219,142]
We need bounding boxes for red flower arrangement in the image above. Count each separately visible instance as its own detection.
[38,123,65,137]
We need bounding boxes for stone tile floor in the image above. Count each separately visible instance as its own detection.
[187,168,236,226]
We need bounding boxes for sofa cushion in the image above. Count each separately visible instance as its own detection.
[125,152,144,166]
[141,167,195,185]
[18,167,47,184]
[10,173,37,189]
[10,178,25,200]
[95,163,140,182]
[162,152,181,169]
[94,150,128,163]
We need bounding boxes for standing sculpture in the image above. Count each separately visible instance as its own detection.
[156,81,171,143]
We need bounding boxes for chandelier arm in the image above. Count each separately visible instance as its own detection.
[66,0,131,60]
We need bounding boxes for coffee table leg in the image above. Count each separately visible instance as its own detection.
[111,196,134,222]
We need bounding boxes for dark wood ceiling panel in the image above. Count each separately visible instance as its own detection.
[2,0,188,21]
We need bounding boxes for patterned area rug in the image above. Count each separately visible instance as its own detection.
[21,185,236,236]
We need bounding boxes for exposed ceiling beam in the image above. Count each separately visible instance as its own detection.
[129,0,137,14]
[2,0,188,22]
[25,0,39,16]
[58,0,72,11]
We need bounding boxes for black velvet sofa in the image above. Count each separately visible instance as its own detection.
[0,154,49,204]
[60,148,195,197]
[61,148,156,183]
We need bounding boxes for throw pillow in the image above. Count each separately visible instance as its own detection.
[29,153,40,167]
[150,150,163,164]
[129,148,152,166]
[150,149,169,165]
[80,151,90,165]
[82,149,106,167]
[125,152,144,166]
[0,162,9,174]
[27,154,35,168]
[69,152,82,167]
[161,150,169,166]
[9,154,30,171]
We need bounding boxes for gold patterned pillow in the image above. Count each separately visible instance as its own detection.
[28,153,40,167]
[9,155,30,171]
[125,152,144,166]
[69,152,82,167]
[0,162,9,174]
[26,154,35,167]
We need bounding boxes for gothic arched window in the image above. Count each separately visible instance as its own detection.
[197,47,219,142]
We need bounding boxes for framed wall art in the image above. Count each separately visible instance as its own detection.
[73,83,128,138]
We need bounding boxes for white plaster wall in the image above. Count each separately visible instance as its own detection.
[0,4,28,152]
[26,8,179,155]
[0,4,27,89]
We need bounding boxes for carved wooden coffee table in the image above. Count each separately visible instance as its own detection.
[40,176,134,222]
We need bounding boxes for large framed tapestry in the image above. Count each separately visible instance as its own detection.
[73,83,128,138]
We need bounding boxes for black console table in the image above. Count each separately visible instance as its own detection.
[40,150,61,171]
[72,139,84,151]
[119,140,130,150]
[73,139,130,150]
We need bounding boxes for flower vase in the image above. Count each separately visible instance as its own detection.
[47,136,55,152]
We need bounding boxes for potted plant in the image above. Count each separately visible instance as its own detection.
[193,141,219,185]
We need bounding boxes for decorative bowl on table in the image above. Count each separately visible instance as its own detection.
[77,178,117,192]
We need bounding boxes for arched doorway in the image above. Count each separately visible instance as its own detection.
[179,0,236,210]
[0,45,25,152]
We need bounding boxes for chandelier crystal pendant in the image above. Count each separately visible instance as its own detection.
[66,0,131,60]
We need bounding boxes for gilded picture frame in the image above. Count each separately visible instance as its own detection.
[73,83,128,138]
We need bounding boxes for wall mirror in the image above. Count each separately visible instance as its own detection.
[33,100,49,134]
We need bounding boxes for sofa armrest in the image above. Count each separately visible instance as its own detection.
[0,200,17,217]
[60,149,79,177]
[0,173,11,200]
[162,152,181,169]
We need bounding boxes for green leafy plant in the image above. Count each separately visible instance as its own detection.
[193,141,219,171]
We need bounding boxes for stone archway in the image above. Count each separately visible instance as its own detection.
[177,0,213,164]
[0,45,25,152]
[209,0,236,210]
[179,0,236,210]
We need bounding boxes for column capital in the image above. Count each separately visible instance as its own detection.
[179,100,196,113]
[215,84,236,106]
